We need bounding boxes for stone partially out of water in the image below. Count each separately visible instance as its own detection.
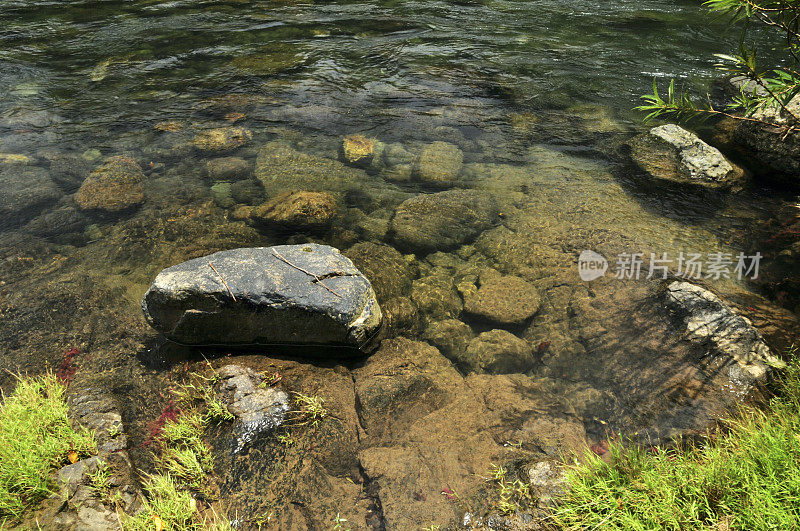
[391,189,499,253]
[141,244,382,351]
[630,124,745,190]
[415,141,464,187]
[215,364,290,452]
[665,281,783,380]
[75,156,145,212]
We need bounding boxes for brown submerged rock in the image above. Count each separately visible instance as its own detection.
[75,156,145,212]
[461,329,536,374]
[250,190,338,231]
[205,156,252,181]
[344,241,418,301]
[464,270,542,326]
[415,141,464,187]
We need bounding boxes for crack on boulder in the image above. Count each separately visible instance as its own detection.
[358,462,386,530]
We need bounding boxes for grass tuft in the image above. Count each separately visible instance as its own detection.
[555,349,800,530]
[0,373,95,517]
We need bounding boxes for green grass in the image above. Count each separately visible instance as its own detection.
[0,373,95,518]
[554,353,800,530]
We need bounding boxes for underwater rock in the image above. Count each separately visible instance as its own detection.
[75,156,145,212]
[205,156,252,181]
[214,364,290,452]
[344,242,418,301]
[250,190,338,231]
[192,126,252,152]
[210,181,234,208]
[391,189,499,253]
[463,270,541,326]
[0,165,60,228]
[340,134,376,167]
[381,296,423,336]
[462,329,535,374]
[229,179,265,205]
[423,318,474,360]
[410,270,463,320]
[629,124,745,190]
[0,153,31,165]
[141,244,382,351]
[665,281,782,380]
[46,153,92,192]
[25,204,88,238]
[255,140,366,196]
[414,141,464,187]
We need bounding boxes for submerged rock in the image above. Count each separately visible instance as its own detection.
[205,156,252,181]
[0,165,60,227]
[340,134,376,167]
[215,364,290,452]
[192,126,252,152]
[75,156,145,212]
[344,242,418,301]
[665,281,782,380]
[461,329,536,374]
[141,244,382,351]
[391,189,499,253]
[414,141,464,187]
[630,124,745,190]
[250,190,338,231]
[463,270,541,326]
[423,318,474,360]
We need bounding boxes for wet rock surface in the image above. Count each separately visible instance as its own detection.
[215,364,290,452]
[665,281,782,380]
[391,189,499,253]
[141,244,382,350]
[630,124,745,190]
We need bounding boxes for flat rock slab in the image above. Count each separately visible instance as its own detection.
[142,244,382,351]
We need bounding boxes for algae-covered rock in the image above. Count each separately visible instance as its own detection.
[254,140,366,196]
[210,181,234,208]
[464,271,541,326]
[423,318,474,360]
[414,141,463,187]
[391,189,499,254]
[340,134,376,167]
[629,124,745,190]
[250,190,338,231]
[229,179,265,205]
[75,156,145,212]
[205,156,252,181]
[193,126,252,152]
[410,270,463,320]
[141,244,382,351]
[462,329,535,374]
[344,242,418,301]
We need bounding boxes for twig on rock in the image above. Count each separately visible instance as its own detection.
[271,249,342,298]
[208,262,237,302]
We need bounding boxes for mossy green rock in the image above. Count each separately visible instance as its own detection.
[414,141,463,187]
[142,244,382,352]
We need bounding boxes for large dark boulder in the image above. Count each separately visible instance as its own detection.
[141,244,382,352]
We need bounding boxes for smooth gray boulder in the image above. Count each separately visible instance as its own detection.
[630,124,745,190]
[142,244,382,351]
[665,281,783,380]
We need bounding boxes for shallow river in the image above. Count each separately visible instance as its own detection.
[0,0,796,528]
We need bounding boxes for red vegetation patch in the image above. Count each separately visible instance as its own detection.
[57,347,81,385]
[143,399,181,447]
[590,441,609,456]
